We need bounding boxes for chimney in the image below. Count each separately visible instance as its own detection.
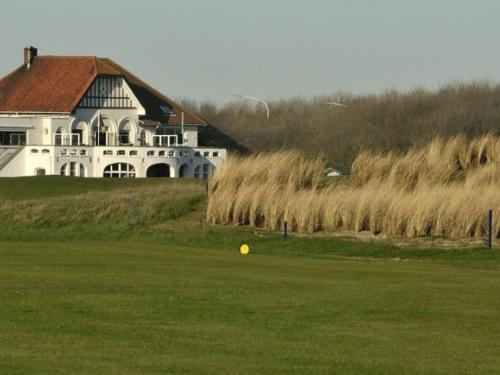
[24,46,38,69]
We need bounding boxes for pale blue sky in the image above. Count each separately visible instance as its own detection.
[1,0,500,103]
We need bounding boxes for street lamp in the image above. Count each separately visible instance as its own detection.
[325,102,348,108]
[234,94,270,120]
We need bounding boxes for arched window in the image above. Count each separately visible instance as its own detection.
[55,127,64,145]
[104,163,136,178]
[71,121,88,145]
[34,168,46,176]
[139,129,148,146]
[118,120,135,145]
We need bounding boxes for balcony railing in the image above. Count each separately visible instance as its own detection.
[54,133,81,146]
[53,133,188,147]
[152,135,185,147]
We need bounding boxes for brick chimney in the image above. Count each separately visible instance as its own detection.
[24,46,38,69]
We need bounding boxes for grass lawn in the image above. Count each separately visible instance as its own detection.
[1,240,500,374]
[0,177,499,374]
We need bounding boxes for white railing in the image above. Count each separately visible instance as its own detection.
[54,133,80,146]
[152,135,182,147]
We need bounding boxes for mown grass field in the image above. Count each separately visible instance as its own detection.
[0,177,499,374]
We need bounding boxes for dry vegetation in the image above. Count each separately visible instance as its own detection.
[189,81,500,170]
[207,134,500,239]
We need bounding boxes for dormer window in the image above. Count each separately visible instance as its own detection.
[159,105,173,116]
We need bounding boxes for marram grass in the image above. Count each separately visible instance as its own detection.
[208,134,500,239]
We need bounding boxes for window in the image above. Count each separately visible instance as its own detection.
[30,149,39,153]
[147,151,155,156]
[103,163,136,178]
[61,149,67,156]
[70,149,77,156]
[213,152,219,158]
[117,150,126,156]
[34,168,46,176]
[195,151,201,157]
[159,151,165,157]
[61,162,84,177]
[55,128,64,146]
[119,121,135,145]
[194,165,200,179]
[119,132,130,145]
[0,131,26,146]
[104,150,113,155]
[168,151,175,157]
[140,130,147,146]
[129,150,138,156]
[80,150,87,156]
[159,105,173,116]
[203,151,210,157]
[42,149,50,154]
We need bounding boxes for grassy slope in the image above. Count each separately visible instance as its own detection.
[0,177,499,374]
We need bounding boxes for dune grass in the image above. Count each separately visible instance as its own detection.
[207,134,500,240]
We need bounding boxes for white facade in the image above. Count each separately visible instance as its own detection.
[0,77,226,178]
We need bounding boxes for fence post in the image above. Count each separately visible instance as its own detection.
[487,209,493,250]
[284,221,288,240]
[129,196,136,224]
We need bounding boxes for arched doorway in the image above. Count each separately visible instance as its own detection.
[92,116,116,146]
[146,163,170,177]
[178,164,189,178]
[55,127,64,145]
[71,121,89,145]
[118,119,136,145]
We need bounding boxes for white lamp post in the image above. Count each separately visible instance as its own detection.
[234,94,270,120]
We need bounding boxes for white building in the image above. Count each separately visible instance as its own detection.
[0,47,226,178]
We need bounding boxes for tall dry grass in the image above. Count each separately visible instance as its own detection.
[207,135,500,239]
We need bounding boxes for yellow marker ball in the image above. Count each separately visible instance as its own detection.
[240,244,250,255]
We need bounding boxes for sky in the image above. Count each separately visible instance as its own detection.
[1,0,500,103]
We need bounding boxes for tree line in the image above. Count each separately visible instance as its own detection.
[189,81,500,172]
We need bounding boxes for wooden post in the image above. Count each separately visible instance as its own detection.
[129,196,136,224]
[487,209,493,250]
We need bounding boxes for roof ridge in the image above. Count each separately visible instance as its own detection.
[37,55,97,59]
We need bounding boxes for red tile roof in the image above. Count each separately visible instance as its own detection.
[0,55,206,126]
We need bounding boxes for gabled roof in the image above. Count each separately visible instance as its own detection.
[0,55,206,126]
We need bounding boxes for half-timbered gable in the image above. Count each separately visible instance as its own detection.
[78,77,145,115]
